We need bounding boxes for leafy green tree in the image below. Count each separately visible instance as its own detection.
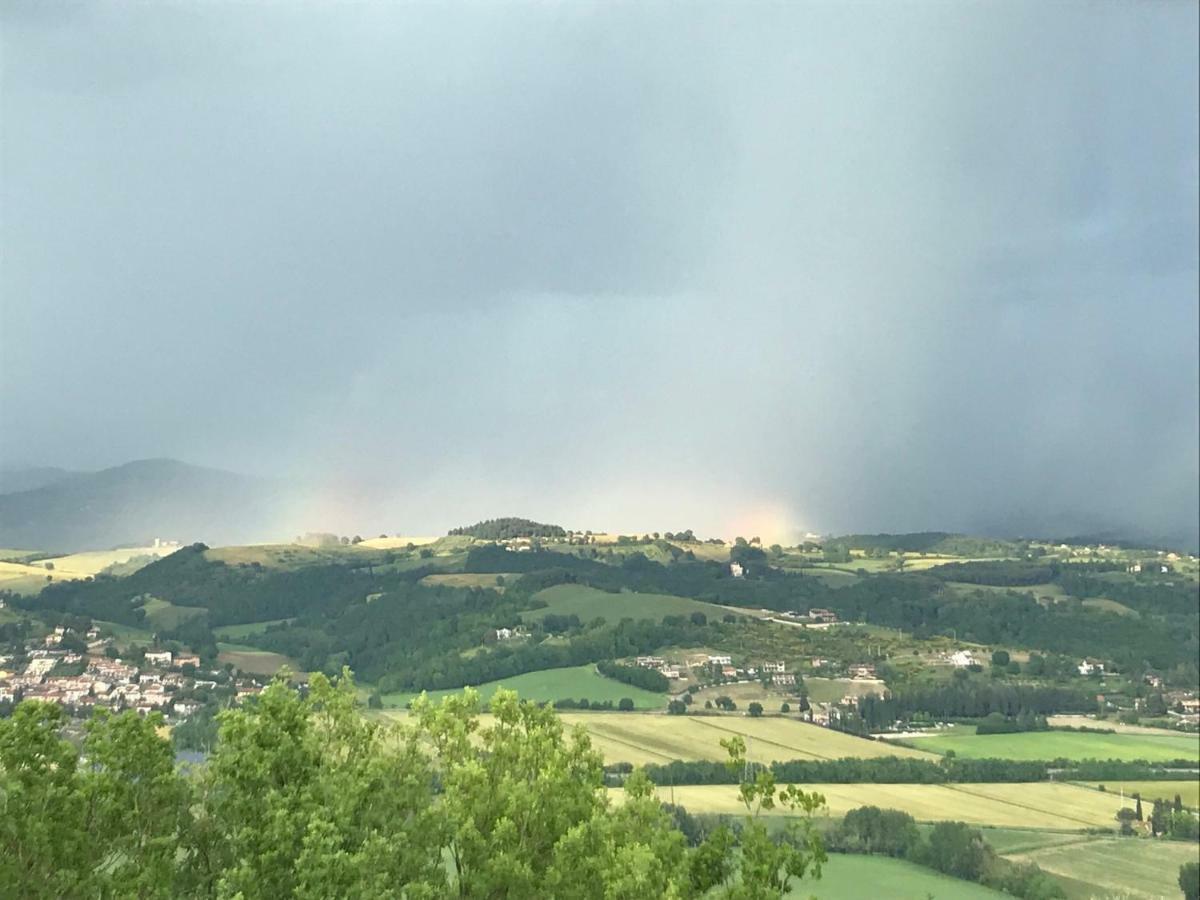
[412,688,693,898]
[0,703,93,898]
[719,735,826,898]
[1182,862,1199,900]
[184,670,445,898]
[916,821,990,881]
[990,650,1010,667]
[619,697,635,711]
[688,824,735,894]
[1150,798,1169,835]
[748,702,764,717]
[0,703,187,899]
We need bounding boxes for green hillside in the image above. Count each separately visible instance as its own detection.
[524,583,727,624]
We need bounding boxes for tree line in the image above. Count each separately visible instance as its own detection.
[631,755,1197,786]
[596,659,671,692]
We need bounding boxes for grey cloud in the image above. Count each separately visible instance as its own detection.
[2,1,1196,547]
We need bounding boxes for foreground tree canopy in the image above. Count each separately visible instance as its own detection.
[0,672,826,899]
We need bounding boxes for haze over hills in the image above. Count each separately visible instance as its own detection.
[0,459,292,552]
[2,456,1194,556]
[0,465,77,495]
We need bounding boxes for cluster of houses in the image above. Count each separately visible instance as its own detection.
[631,653,800,687]
[774,608,840,626]
[635,656,683,679]
[486,626,529,642]
[0,627,262,718]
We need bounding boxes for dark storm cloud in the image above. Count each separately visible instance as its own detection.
[2,1,1197,546]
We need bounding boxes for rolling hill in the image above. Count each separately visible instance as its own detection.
[0,464,76,495]
[0,458,291,552]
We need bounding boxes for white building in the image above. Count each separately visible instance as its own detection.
[144,651,173,668]
[729,562,745,578]
[950,650,976,668]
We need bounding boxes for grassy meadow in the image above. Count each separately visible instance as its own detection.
[524,584,727,624]
[1002,834,1199,900]
[803,676,888,704]
[140,597,206,631]
[420,573,514,589]
[1077,780,1200,807]
[795,853,1005,899]
[212,618,293,640]
[216,642,297,676]
[0,546,171,593]
[377,664,667,710]
[904,728,1200,762]
[94,620,155,647]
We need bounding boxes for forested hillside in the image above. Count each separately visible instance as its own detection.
[12,535,1198,693]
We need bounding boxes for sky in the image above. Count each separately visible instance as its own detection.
[2,1,1198,546]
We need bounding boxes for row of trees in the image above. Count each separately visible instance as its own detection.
[596,660,671,692]
[0,674,827,899]
[639,756,1063,786]
[854,682,1093,728]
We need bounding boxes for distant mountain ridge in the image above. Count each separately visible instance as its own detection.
[0,464,76,495]
[0,458,291,553]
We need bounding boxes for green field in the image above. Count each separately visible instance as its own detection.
[803,677,887,704]
[0,560,58,594]
[626,782,1130,829]
[212,618,293,640]
[557,712,936,766]
[0,548,43,563]
[977,828,1099,855]
[216,642,296,676]
[419,573,514,590]
[794,853,1005,898]
[1078,780,1200,808]
[141,597,206,631]
[1080,597,1139,617]
[1004,834,1199,899]
[904,728,1200,762]
[523,584,727,624]
[379,664,667,710]
[95,620,155,647]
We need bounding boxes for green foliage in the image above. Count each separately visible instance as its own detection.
[1,675,831,899]
[640,755,1052,786]
[827,805,1063,899]
[0,703,186,898]
[834,533,1019,557]
[448,517,567,539]
[598,658,671,691]
[184,671,446,898]
[1181,861,1199,900]
[719,735,826,898]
